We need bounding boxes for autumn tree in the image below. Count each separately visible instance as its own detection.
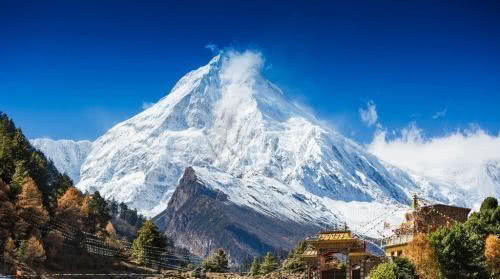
[15,177,48,239]
[25,236,46,264]
[485,234,500,278]
[56,187,86,229]
[405,233,441,279]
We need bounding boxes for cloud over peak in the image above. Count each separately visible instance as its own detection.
[359,101,378,126]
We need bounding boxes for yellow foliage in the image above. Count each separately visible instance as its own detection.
[16,177,48,221]
[15,178,48,238]
[405,233,441,279]
[57,187,83,209]
[26,236,46,263]
[106,221,117,237]
[80,195,90,217]
[485,234,500,277]
[3,237,15,259]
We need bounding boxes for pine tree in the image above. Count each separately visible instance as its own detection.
[283,240,307,272]
[88,191,111,228]
[214,249,229,272]
[250,256,261,276]
[110,199,119,217]
[11,160,27,197]
[202,249,229,273]
[132,220,167,266]
[260,252,278,274]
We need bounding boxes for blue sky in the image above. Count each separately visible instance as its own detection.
[1,0,499,143]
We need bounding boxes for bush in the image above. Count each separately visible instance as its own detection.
[368,258,417,279]
[480,197,498,212]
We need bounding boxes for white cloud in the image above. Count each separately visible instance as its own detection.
[205,43,218,53]
[142,102,154,110]
[367,122,500,198]
[359,101,378,126]
[432,107,447,119]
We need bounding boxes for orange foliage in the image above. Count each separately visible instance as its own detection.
[405,233,441,279]
[26,236,46,264]
[57,187,83,209]
[80,195,90,217]
[15,177,48,238]
[56,187,87,229]
[485,234,500,277]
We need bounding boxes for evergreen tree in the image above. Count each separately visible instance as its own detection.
[250,256,261,276]
[132,220,167,266]
[430,224,489,279]
[283,240,307,272]
[88,191,111,228]
[110,199,119,217]
[202,249,229,273]
[480,197,498,213]
[260,252,278,274]
[369,258,418,279]
[11,160,27,197]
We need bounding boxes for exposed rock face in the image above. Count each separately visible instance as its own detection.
[155,167,320,264]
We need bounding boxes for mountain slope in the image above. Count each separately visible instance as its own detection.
[76,51,477,239]
[78,52,416,217]
[31,138,92,183]
[154,167,321,263]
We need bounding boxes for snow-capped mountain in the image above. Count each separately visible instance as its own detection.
[75,51,474,236]
[31,138,92,183]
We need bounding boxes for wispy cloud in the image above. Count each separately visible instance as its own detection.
[205,43,218,53]
[359,101,378,126]
[142,102,154,110]
[432,107,447,119]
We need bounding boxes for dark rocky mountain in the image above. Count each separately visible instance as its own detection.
[154,167,320,264]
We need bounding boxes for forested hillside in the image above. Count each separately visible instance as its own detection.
[0,112,136,274]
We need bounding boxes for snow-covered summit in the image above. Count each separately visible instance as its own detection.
[75,51,470,234]
[31,138,92,183]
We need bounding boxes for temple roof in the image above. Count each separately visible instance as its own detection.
[302,246,318,257]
